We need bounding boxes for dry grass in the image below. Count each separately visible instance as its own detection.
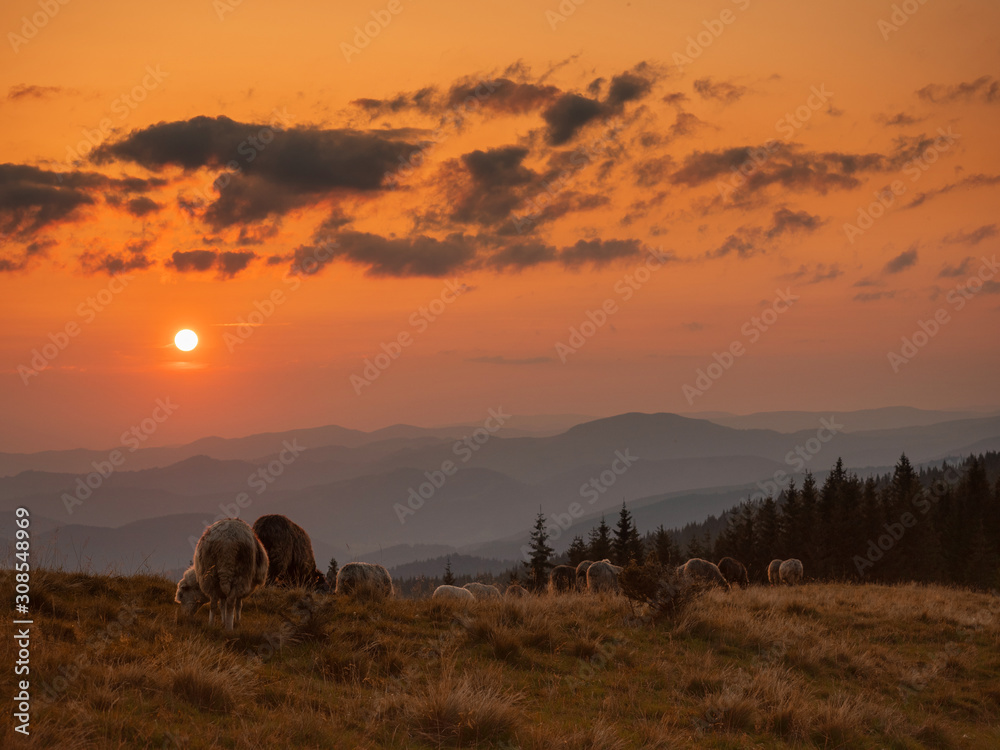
[2,570,999,748]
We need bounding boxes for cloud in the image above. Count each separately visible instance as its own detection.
[906,173,1000,209]
[883,246,918,274]
[92,116,420,227]
[605,72,653,108]
[916,76,999,105]
[217,251,257,278]
[485,241,557,271]
[0,238,55,273]
[669,112,705,138]
[79,240,155,276]
[168,250,217,272]
[7,84,66,101]
[707,229,763,259]
[942,224,996,246]
[450,145,537,226]
[693,78,747,103]
[559,238,644,268]
[782,262,843,284]
[854,291,895,302]
[293,232,477,278]
[875,111,924,126]
[938,258,974,278]
[126,196,160,217]
[466,355,552,365]
[542,93,605,145]
[165,248,256,278]
[766,207,824,238]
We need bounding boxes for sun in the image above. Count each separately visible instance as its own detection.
[174,329,199,352]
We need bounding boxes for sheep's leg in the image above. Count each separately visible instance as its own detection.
[234,598,243,627]
[208,597,216,626]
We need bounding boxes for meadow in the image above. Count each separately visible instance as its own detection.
[2,569,999,749]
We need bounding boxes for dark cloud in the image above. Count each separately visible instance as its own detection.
[782,262,842,284]
[942,224,996,246]
[293,232,477,278]
[126,196,160,217]
[669,112,704,138]
[93,116,419,227]
[559,238,644,268]
[938,257,974,278]
[168,250,217,272]
[707,229,763,259]
[606,72,653,108]
[854,291,895,302]
[237,221,281,245]
[79,240,154,276]
[767,207,824,238]
[7,84,66,100]
[447,78,559,114]
[485,241,556,271]
[906,173,1000,209]
[466,355,552,365]
[450,146,537,227]
[883,246,918,274]
[543,93,605,145]
[217,250,257,278]
[875,111,924,126]
[693,78,747,104]
[0,237,55,272]
[916,76,999,105]
[662,92,689,109]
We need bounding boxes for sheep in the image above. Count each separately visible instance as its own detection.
[463,582,502,600]
[717,557,749,588]
[767,559,783,585]
[548,564,577,593]
[504,583,529,598]
[252,514,328,591]
[433,584,475,602]
[586,559,622,593]
[677,558,731,590]
[176,518,268,630]
[779,558,804,585]
[336,562,393,600]
[575,560,594,590]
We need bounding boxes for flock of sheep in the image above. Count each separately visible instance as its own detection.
[175,516,805,630]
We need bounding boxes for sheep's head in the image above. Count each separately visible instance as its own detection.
[175,567,209,617]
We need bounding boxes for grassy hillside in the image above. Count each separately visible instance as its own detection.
[3,570,999,749]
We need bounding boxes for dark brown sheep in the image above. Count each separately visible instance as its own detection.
[251,514,328,591]
[548,564,577,593]
[717,557,750,587]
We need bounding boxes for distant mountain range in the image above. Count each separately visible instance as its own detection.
[2,408,998,580]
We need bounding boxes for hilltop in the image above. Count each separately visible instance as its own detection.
[3,569,999,748]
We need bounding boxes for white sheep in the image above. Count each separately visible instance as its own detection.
[335,561,393,600]
[779,558,804,585]
[463,581,502,600]
[432,584,475,602]
[767,559,783,585]
[677,558,731,590]
[175,518,268,631]
[586,559,622,593]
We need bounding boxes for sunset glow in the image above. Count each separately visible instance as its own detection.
[174,329,198,352]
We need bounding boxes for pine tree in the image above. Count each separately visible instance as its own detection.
[442,556,455,585]
[612,501,644,565]
[566,535,589,566]
[326,557,338,588]
[524,509,554,590]
[652,524,680,565]
[587,517,614,560]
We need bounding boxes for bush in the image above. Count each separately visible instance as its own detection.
[618,558,695,621]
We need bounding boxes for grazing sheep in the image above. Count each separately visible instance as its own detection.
[717,557,750,588]
[433,584,475,602]
[463,582,502,600]
[336,562,393,600]
[586,559,622,593]
[252,514,328,591]
[678,558,731,590]
[504,583,529,598]
[767,559,783,585]
[575,560,594,590]
[779,558,804,585]
[176,518,268,631]
[548,565,576,593]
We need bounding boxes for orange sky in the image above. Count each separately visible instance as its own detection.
[2,0,998,451]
